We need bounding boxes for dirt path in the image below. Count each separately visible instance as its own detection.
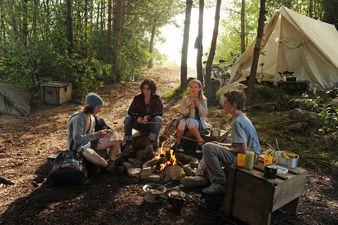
[0,66,337,225]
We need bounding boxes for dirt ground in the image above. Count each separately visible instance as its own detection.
[0,66,337,225]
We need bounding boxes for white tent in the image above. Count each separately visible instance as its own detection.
[230,6,338,90]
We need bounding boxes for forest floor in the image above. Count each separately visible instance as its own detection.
[0,66,337,225]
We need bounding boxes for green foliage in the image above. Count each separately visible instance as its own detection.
[0,0,182,96]
[162,84,183,99]
[215,0,259,61]
[54,55,103,100]
[119,33,150,81]
[303,96,338,134]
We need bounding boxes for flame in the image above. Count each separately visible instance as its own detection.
[154,141,177,172]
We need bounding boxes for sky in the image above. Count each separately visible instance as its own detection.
[156,7,217,69]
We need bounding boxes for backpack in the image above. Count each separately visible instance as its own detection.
[48,150,87,186]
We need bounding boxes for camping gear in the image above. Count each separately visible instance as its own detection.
[275,151,299,168]
[168,190,186,210]
[230,6,338,90]
[48,150,87,185]
[142,183,167,203]
[41,82,72,105]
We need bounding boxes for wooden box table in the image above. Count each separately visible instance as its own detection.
[224,165,307,225]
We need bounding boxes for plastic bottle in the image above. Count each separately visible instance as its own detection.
[245,139,255,170]
[189,96,196,118]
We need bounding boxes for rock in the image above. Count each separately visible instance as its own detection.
[123,162,133,169]
[136,145,154,162]
[127,168,141,178]
[168,165,185,181]
[250,102,276,112]
[216,82,247,107]
[290,108,322,126]
[0,83,31,116]
[147,174,161,182]
[182,164,195,176]
[140,167,153,179]
[180,176,208,187]
[142,158,160,168]
[288,98,307,109]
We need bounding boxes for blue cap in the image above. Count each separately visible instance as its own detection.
[85,93,103,107]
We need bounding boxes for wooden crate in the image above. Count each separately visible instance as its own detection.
[224,165,307,225]
[41,82,72,105]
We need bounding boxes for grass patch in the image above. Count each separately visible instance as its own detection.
[162,84,183,99]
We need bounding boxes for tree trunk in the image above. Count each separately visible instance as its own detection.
[107,0,113,60]
[180,0,193,88]
[247,0,266,101]
[205,0,221,99]
[148,22,156,69]
[100,0,105,51]
[66,0,74,55]
[0,5,6,43]
[240,0,245,54]
[196,0,204,83]
[111,0,125,82]
[22,0,28,47]
[84,0,89,57]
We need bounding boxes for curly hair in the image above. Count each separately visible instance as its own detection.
[224,91,246,110]
[140,79,157,94]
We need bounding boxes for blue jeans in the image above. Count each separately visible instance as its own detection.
[124,115,162,142]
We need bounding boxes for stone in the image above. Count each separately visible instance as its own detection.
[182,164,195,176]
[168,165,185,181]
[123,162,133,169]
[140,167,153,179]
[147,174,161,182]
[290,108,322,126]
[127,168,141,178]
[0,83,31,116]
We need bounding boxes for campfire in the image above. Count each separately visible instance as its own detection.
[153,141,177,172]
[126,138,201,185]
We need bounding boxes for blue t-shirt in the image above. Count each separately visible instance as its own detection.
[231,113,260,154]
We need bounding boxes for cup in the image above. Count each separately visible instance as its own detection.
[264,164,277,179]
[264,154,273,166]
[237,153,246,168]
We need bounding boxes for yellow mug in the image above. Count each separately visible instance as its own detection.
[237,153,246,167]
[264,154,273,166]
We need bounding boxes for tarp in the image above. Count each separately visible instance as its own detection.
[230,6,338,90]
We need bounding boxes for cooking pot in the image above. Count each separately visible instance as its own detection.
[168,190,186,210]
[142,183,167,203]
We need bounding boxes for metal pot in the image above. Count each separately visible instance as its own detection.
[168,190,186,210]
[275,151,299,168]
[142,183,167,203]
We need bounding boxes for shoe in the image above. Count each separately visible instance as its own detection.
[193,167,205,176]
[105,160,115,173]
[171,143,184,152]
[202,183,225,195]
[122,143,133,156]
[195,144,203,154]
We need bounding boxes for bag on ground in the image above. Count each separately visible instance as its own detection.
[48,150,87,186]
